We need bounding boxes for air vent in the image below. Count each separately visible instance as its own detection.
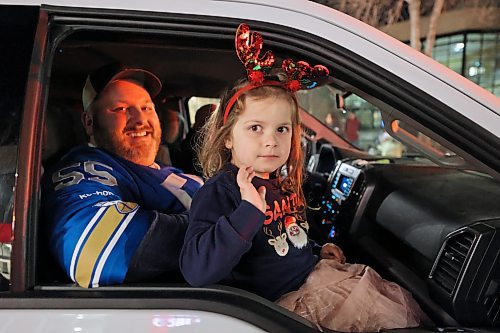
[431,230,475,294]
[484,295,500,324]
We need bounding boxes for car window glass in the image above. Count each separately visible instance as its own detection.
[0,5,39,286]
[296,86,409,157]
[187,97,219,127]
[389,119,466,166]
[298,84,469,168]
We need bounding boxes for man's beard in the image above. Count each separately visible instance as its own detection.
[92,117,161,165]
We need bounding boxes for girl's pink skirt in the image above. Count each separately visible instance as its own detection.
[276,259,430,332]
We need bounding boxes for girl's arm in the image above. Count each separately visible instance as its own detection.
[180,181,265,286]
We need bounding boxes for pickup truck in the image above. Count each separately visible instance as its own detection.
[1,1,499,332]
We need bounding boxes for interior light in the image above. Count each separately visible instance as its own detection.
[391,120,400,133]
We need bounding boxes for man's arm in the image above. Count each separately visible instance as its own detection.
[42,148,198,287]
[125,211,188,282]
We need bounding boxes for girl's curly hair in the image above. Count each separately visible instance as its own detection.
[196,78,305,204]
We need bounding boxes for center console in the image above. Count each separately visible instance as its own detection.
[318,161,365,241]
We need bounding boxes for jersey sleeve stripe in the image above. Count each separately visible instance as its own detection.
[70,206,106,282]
[91,209,137,287]
[161,173,192,209]
[75,204,128,287]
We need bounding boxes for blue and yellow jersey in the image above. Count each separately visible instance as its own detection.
[42,146,202,288]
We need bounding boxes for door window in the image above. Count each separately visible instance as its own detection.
[0,5,39,284]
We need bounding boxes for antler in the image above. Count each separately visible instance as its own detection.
[235,23,275,82]
[223,23,331,125]
[277,221,283,234]
[282,59,329,92]
[263,227,274,237]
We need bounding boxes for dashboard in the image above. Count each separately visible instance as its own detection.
[305,147,500,328]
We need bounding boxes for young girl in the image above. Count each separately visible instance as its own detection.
[180,24,427,332]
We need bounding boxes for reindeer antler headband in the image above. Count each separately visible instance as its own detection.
[223,24,330,124]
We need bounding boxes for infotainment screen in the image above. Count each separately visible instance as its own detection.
[330,162,361,201]
[320,161,363,241]
[335,174,353,196]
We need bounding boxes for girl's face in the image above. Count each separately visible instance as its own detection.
[225,95,294,179]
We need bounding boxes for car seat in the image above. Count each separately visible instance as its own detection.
[39,99,87,285]
[42,99,87,170]
[155,96,188,167]
[177,103,216,175]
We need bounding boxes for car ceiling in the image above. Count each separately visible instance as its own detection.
[46,23,333,104]
[48,36,245,102]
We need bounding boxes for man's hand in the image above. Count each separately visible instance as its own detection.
[320,243,346,263]
[236,166,266,213]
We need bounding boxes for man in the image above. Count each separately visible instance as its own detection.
[42,64,202,288]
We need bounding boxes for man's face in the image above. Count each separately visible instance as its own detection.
[86,79,162,166]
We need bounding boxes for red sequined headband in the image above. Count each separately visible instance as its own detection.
[223,23,330,124]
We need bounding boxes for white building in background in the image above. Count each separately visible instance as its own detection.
[381,7,500,96]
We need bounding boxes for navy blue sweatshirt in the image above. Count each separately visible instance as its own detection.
[180,164,319,301]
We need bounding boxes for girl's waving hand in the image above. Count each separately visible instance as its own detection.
[237,166,266,213]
